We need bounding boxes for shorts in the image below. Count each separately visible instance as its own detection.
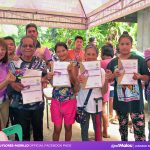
[110,90,114,98]
[50,99,76,126]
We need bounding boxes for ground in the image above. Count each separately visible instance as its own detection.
[43,98,149,141]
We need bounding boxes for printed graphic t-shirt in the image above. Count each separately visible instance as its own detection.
[8,57,47,110]
[107,54,149,113]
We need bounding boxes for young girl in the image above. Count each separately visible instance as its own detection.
[101,45,114,138]
[0,38,16,129]
[107,32,149,141]
[50,42,78,141]
[77,45,112,141]
[144,48,150,140]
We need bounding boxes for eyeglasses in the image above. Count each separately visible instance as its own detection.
[120,43,130,46]
[21,44,35,48]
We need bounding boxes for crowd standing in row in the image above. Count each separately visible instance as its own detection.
[0,23,150,141]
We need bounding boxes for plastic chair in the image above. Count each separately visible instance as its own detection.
[43,87,52,129]
[44,95,52,129]
[2,124,23,141]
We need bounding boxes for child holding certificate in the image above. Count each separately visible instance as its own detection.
[49,42,78,141]
[107,31,149,141]
[144,49,150,140]
[77,45,112,141]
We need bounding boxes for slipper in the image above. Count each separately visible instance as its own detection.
[103,134,110,138]
[110,118,119,124]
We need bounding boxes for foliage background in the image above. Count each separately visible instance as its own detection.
[0,22,137,52]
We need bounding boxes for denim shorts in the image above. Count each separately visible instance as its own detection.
[110,90,114,98]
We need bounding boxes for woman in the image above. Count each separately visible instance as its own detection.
[8,36,50,141]
[0,38,16,129]
[107,32,149,141]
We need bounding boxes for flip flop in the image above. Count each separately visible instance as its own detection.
[110,118,119,124]
[103,135,110,138]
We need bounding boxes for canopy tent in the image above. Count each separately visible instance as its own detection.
[0,0,150,29]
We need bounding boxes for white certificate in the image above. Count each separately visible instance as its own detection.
[52,62,71,87]
[21,69,43,104]
[118,59,138,85]
[23,69,42,77]
[80,61,102,89]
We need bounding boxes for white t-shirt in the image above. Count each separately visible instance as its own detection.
[110,85,114,91]
[77,68,105,113]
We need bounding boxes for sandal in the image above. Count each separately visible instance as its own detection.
[103,134,110,138]
[110,118,119,124]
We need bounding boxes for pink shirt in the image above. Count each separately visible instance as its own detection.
[101,59,112,102]
[0,63,8,101]
[16,47,52,61]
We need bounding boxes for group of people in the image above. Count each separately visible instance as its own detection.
[0,23,150,142]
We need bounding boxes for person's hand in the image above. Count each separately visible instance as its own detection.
[133,72,141,80]
[47,72,54,80]
[76,57,82,62]
[47,61,53,70]
[67,39,72,47]
[11,82,24,92]
[105,69,113,81]
[67,64,72,72]
[41,76,51,88]
[6,71,16,83]
[12,55,20,61]
[68,62,77,72]
[78,75,84,83]
[114,68,121,77]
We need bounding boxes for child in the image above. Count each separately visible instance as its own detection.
[144,48,150,140]
[49,42,78,141]
[77,44,112,141]
[107,31,149,141]
[101,44,114,138]
[0,38,16,129]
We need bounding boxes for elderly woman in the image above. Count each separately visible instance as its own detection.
[8,36,49,141]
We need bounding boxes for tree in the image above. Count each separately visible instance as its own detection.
[0,22,137,51]
[11,25,25,46]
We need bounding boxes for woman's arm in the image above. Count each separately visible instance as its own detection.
[101,70,113,95]
[41,70,54,88]
[133,73,149,82]
[0,80,9,90]
[0,72,16,90]
[68,63,80,93]
[68,63,79,86]
[101,79,109,95]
